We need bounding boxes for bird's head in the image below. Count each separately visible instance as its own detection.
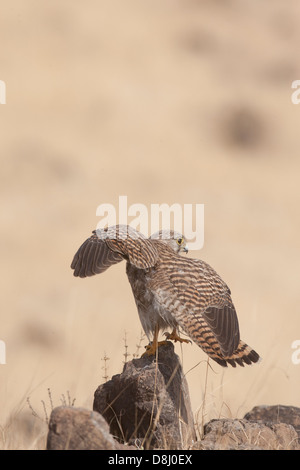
[150,230,188,254]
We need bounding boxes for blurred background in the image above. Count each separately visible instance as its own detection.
[1,0,300,449]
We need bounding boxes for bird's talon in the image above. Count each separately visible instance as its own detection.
[142,340,168,357]
[164,330,191,344]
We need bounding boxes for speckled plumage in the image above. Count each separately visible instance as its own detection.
[71,225,260,367]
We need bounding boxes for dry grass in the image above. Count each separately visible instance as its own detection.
[0,331,295,450]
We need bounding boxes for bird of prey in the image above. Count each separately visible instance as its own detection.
[71,225,260,367]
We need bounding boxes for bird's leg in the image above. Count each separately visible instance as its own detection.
[142,324,168,357]
[164,327,191,344]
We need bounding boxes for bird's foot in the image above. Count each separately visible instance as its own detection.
[142,340,168,357]
[164,330,191,344]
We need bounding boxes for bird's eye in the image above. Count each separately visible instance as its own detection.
[177,238,183,245]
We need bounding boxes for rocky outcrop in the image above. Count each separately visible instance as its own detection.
[194,418,299,450]
[46,406,135,450]
[46,342,300,450]
[244,405,300,443]
[93,341,196,450]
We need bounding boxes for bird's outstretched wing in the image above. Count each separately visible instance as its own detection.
[71,225,159,278]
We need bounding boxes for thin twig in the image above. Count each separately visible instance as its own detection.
[133,330,146,358]
[47,388,53,411]
[123,331,130,364]
[101,352,110,382]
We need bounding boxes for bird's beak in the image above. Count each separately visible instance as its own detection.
[183,245,189,254]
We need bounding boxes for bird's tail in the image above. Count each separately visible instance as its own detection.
[222,340,261,367]
[192,330,260,367]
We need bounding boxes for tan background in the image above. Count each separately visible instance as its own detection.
[0,0,300,448]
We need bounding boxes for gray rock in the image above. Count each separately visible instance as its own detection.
[93,341,196,449]
[46,344,300,450]
[244,404,300,443]
[46,406,135,450]
[194,418,299,450]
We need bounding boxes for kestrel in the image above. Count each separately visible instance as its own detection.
[71,225,260,367]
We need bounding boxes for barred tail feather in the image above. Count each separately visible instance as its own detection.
[224,340,261,368]
[179,315,261,368]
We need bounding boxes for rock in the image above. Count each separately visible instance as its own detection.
[244,405,300,443]
[194,418,299,450]
[46,345,300,450]
[46,406,135,450]
[93,341,196,449]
